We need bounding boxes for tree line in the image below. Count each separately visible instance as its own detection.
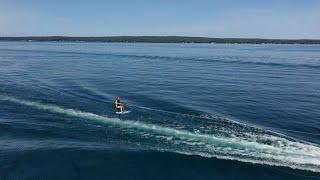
[1,36,319,44]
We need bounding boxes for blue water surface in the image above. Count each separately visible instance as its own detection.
[0,42,320,179]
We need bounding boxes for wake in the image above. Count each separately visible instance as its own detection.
[1,94,320,173]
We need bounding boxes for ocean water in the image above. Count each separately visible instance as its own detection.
[0,42,320,179]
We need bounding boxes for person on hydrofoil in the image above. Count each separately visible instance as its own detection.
[115,97,124,112]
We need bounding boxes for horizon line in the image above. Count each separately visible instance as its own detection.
[1,35,320,41]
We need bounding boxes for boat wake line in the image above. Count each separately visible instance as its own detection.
[127,103,320,136]
[1,94,320,173]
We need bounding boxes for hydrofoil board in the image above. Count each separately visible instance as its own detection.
[115,110,131,115]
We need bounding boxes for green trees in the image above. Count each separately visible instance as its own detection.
[0,36,319,44]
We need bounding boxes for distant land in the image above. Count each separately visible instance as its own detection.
[1,36,320,44]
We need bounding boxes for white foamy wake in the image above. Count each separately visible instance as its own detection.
[1,95,320,172]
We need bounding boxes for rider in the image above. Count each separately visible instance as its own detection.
[114,97,124,112]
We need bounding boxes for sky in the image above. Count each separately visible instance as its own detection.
[0,0,319,39]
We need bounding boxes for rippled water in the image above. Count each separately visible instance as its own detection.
[0,42,320,179]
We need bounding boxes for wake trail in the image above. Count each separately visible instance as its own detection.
[1,94,320,173]
[73,82,319,136]
[127,103,320,136]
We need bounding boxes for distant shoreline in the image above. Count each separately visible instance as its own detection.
[1,36,320,44]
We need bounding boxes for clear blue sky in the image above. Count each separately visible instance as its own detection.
[1,0,319,39]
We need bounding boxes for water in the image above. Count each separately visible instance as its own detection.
[0,42,320,179]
